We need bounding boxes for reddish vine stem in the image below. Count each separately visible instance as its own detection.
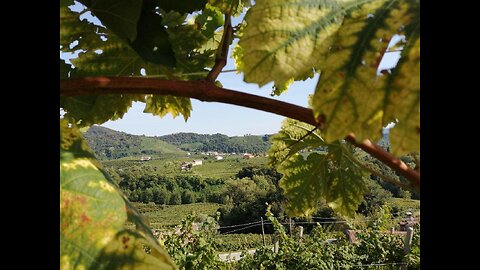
[206,14,233,82]
[60,77,420,191]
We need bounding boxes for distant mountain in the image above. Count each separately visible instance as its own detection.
[158,132,272,154]
[83,126,186,160]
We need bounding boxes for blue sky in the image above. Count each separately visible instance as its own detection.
[62,2,400,136]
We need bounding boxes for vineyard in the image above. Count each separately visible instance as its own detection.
[158,208,420,269]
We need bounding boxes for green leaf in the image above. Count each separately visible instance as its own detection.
[278,143,367,218]
[79,0,143,42]
[384,25,420,155]
[144,95,192,121]
[60,119,177,270]
[311,0,420,148]
[60,6,97,50]
[60,59,72,80]
[195,4,224,38]
[157,0,208,14]
[164,12,216,75]
[238,0,345,87]
[269,119,368,217]
[60,0,74,7]
[61,94,145,127]
[268,119,325,167]
[208,0,245,16]
[278,153,329,217]
[129,5,176,66]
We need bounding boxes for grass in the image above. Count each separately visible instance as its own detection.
[214,234,274,252]
[103,155,270,179]
[191,156,269,178]
[386,197,420,216]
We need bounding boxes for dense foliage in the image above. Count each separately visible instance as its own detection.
[109,164,226,205]
[158,133,271,154]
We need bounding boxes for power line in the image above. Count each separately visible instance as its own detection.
[223,223,263,234]
[219,220,262,229]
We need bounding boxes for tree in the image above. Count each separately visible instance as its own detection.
[60,0,420,268]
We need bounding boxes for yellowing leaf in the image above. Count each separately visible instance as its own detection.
[144,95,192,121]
[60,119,178,270]
[238,0,345,87]
[312,0,420,152]
[385,35,420,155]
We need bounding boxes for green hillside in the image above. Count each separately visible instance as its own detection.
[83,126,186,160]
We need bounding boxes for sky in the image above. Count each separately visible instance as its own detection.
[62,2,401,136]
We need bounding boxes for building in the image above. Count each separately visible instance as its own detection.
[214,156,224,160]
[243,153,254,159]
[192,159,203,166]
[140,156,151,161]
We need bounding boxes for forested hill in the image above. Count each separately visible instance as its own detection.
[83,126,185,160]
[158,132,272,154]
[83,126,272,160]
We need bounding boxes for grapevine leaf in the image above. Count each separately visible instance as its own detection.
[231,42,244,72]
[61,6,149,77]
[195,4,224,38]
[278,143,367,218]
[268,119,325,167]
[60,119,177,269]
[312,0,420,148]
[60,0,74,7]
[164,12,216,74]
[60,5,96,50]
[144,95,192,121]
[157,0,208,14]
[78,0,143,42]
[60,59,72,80]
[208,0,245,16]
[238,0,345,87]
[321,142,369,216]
[129,4,176,66]
[269,119,368,217]
[61,94,145,127]
[384,24,420,155]
[278,153,329,217]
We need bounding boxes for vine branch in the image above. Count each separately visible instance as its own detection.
[341,145,412,190]
[60,77,419,191]
[206,14,233,82]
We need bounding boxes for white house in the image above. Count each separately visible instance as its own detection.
[243,153,254,159]
[140,156,152,161]
[192,159,203,166]
[214,156,223,160]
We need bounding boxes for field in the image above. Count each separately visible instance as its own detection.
[386,197,421,216]
[104,155,270,179]
[131,202,223,228]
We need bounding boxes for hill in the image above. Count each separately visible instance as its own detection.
[158,132,272,154]
[83,126,186,160]
[83,126,272,160]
